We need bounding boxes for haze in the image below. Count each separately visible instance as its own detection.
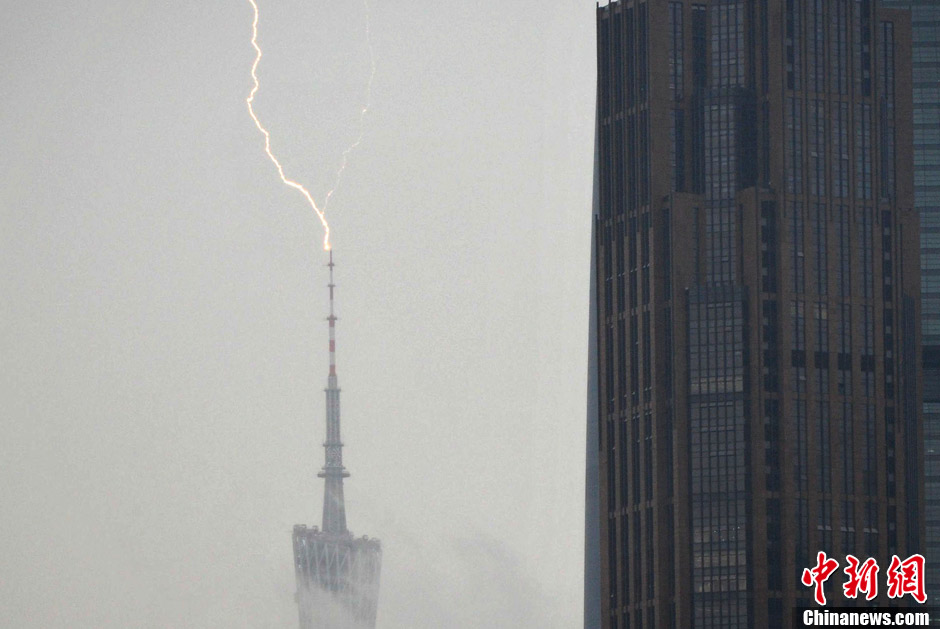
[0,2,594,627]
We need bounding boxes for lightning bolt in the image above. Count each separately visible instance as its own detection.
[246,0,330,250]
[246,0,375,251]
[324,0,376,212]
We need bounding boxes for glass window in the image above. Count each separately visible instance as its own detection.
[791,202,805,294]
[809,100,826,197]
[691,5,707,193]
[854,0,872,97]
[880,21,896,199]
[836,206,851,297]
[786,0,802,90]
[638,3,648,103]
[809,0,826,92]
[831,0,849,95]
[671,109,685,192]
[856,103,873,200]
[813,204,828,295]
[832,102,850,198]
[786,98,803,194]
[669,3,684,102]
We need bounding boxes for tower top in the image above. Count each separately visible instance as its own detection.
[327,250,337,378]
[319,249,349,534]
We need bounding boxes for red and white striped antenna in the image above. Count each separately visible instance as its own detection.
[327,250,337,378]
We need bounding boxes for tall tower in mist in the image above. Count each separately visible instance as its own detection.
[293,252,382,629]
[588,1,923,626]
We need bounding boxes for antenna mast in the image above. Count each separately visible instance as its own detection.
[318,250,349,534]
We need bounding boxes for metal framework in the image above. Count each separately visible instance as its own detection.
[293,526,382,629]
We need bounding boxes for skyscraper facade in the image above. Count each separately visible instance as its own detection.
[586,133,603,628]
[878,0,940,606]
[590,1,922,627]
[293,254,381,629]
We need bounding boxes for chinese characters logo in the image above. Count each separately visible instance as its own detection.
[801,553,926,605]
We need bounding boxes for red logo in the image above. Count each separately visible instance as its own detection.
[843,555,879,601]
[801,551,840,605]
[886,554,927,604]
[801,553,929,605]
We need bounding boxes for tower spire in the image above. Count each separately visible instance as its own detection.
[318,249,349,534]
[327,250,337,378]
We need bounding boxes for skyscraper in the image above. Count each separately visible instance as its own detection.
[589,1,922,627]
[878,0,940,606]
[585,122,602,628]
[293,253,381,629]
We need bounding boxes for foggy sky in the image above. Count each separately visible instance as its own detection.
[0,2,595,627]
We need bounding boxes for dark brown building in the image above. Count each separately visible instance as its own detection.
[589,1,923,626]
[879,0,940,607]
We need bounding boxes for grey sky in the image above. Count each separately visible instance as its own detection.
[0,2,594,627]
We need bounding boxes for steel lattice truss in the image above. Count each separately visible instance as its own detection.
[293,525,382,629]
